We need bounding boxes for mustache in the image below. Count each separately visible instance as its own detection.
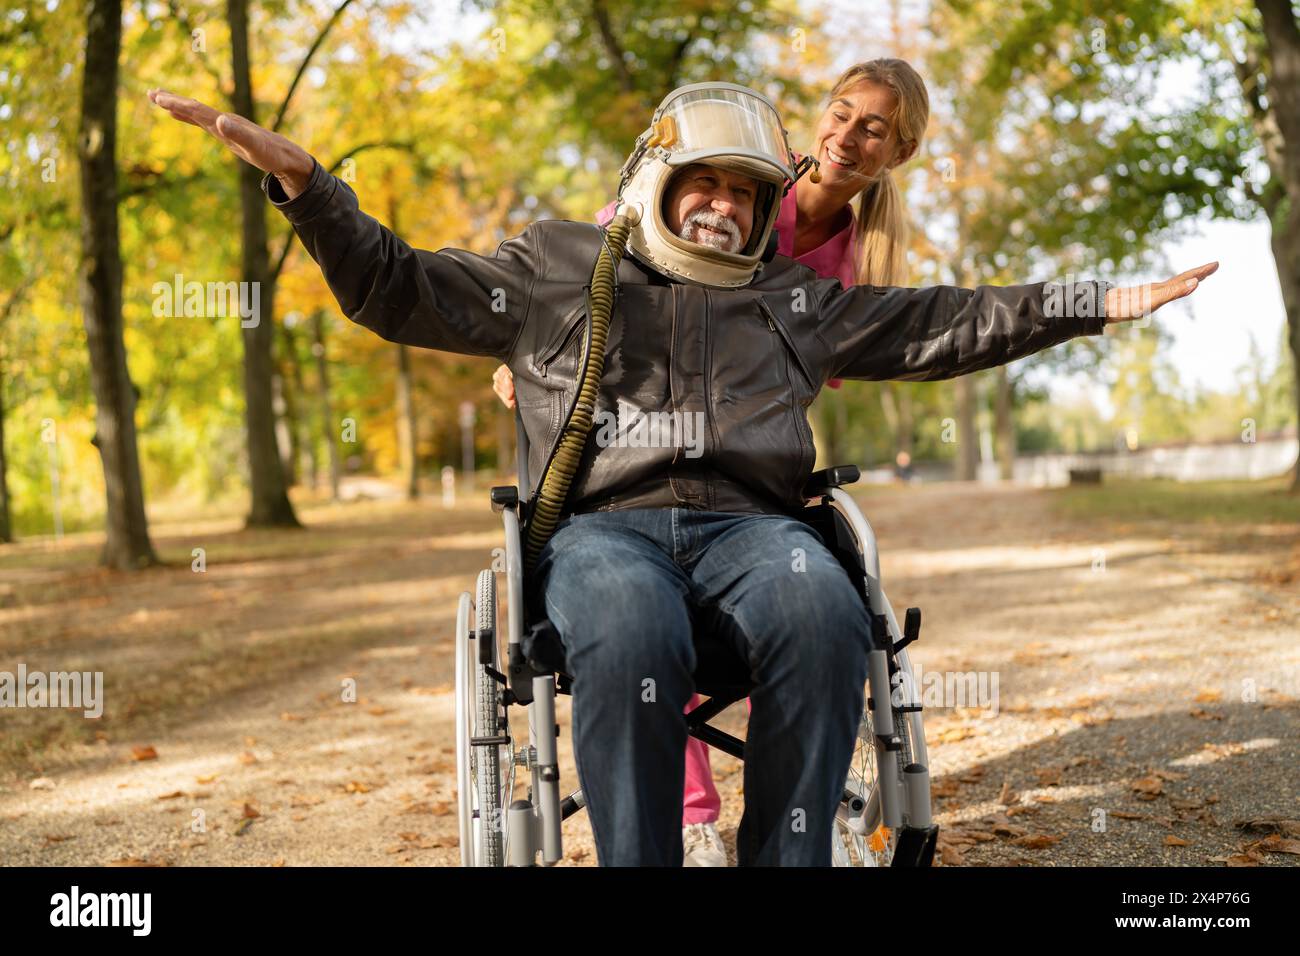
[681,208,741,249]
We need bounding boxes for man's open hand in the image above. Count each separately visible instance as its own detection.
[1105,261,1219,324]
[147,89,315,199]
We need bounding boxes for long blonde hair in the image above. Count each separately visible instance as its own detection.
[826,59,930,287]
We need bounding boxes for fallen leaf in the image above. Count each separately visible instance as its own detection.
[1193,688,1223,704]
[195,775,219,785]
[1010,834,1062,849]
[1234,817,1300,837]
[1164,836,1190,846]
[936,726,975,743]
[1250,834,1300,855]
[1034,767,1062,787]
[238,751,258,765]
[998,780,1020,806]
[242,803,260,819]
[156,791,186,801]
[108,858,166,867]
[43,834,75,844]
[29,777,56,791]
[131,746,158,761]
[931,779,961,798]
[1131,776,1164,799]
[234,818,255,836]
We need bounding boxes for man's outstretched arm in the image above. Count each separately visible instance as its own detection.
[148,89,535,361]
[817,264,1218,382]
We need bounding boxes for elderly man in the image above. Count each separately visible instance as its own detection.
[149,81,1215,867]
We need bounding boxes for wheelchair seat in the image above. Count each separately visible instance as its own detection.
[520,613,758,702]
[516,468,869,705]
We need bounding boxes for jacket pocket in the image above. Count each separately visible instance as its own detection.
[757,297,817,389]
[534,303,587,379]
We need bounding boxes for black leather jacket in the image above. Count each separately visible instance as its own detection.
[264,161,1111,517]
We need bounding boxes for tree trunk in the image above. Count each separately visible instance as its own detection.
[280,321,308,488]
[286,323,317,492]
[0,357,10,544]
[396,344,419,498]
[955,375,978,481]
[1255,0,1300,490]
[272,365,296,487]
[834,389,849,465]
[897,384,914,457]
[78,0,157,569]
[1268,222,1300,491]
[312,311,341,501]
[495,404,512,479]
[388,189,419,499]
[229,0,299,527]
[995,365,1015,480]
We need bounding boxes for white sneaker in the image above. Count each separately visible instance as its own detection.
[682,822,727,867]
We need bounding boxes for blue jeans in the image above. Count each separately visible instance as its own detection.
[528,507,874,866]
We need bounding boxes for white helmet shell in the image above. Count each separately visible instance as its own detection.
[615,83,798,289]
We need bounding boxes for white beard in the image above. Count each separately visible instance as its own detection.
[680,208,742,253]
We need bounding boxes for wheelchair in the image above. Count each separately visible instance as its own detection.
[454,415,940,867]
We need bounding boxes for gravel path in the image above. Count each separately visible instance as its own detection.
[2,484,1296,866]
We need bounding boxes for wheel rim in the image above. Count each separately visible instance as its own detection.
[455,591,475,867]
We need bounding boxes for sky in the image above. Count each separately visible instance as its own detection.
[393,0,1289,400]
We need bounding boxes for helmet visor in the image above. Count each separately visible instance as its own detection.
[655,86,793,182]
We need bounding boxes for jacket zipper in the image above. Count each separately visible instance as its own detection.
[669,284,680,465]
[760,298,815,486]
[537,307,586,378]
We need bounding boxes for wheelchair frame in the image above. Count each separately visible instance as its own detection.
[455,417,939,867]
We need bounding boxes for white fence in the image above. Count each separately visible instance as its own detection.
[857,434,1298,486]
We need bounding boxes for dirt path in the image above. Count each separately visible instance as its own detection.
[2,484,1297,866]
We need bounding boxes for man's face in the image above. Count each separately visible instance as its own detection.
[662,163,758,254]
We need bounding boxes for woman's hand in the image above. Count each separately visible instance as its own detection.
[493,364,516,410]
[1105,261,1219,324]
[147,89,315,198]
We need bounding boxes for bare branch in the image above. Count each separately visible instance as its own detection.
[591,0,635,93]
[270,0,359,134]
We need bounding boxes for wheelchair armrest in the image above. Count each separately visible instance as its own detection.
[490,485,519,513]
[802,465,860,500]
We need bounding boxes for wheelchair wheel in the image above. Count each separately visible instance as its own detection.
[455,570,511,866]
[833,654,922,867]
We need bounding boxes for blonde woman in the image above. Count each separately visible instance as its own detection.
[491,59,931,865]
